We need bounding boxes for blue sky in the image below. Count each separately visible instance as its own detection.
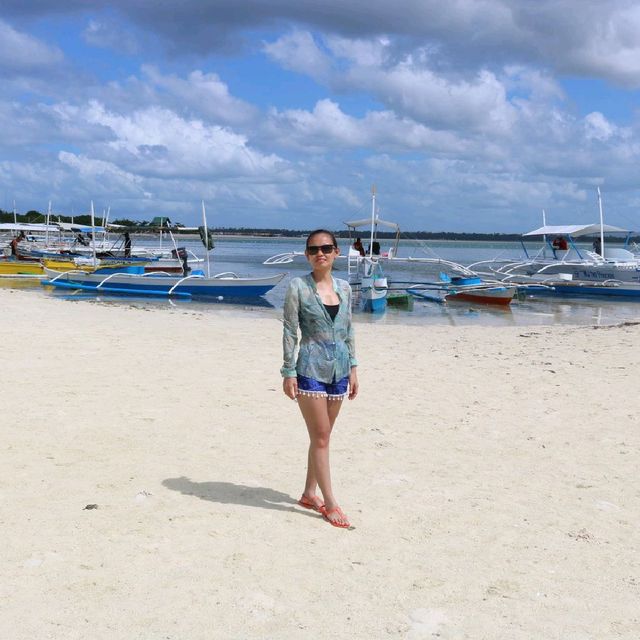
[1,1,640,232]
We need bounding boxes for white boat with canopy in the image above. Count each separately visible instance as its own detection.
[469,222,640,284]
[344,188,391,312]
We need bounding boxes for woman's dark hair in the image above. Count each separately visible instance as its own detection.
[306,229,338,248]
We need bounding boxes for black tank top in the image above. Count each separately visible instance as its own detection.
[324,303,339,321]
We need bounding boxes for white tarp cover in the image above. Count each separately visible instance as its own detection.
[523,223,629,237]
[55,223,106,232]
[0,223,60,232]
[344,216,400,231]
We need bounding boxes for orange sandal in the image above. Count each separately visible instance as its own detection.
[297,494,325,512]
[320,505,351,529]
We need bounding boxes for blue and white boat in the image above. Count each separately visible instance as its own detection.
[470,192,640,285]
[41,201,287,299]
[516,276,640,300]
[469,223,640,284]
[42,267,286,299]
[344,187,391,313]
[407,274,516,306]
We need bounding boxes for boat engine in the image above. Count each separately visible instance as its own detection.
[172,247,191,275]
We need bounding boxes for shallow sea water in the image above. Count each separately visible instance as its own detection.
[4,236,640,327]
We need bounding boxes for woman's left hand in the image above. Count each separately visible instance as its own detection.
[348,368,359,400]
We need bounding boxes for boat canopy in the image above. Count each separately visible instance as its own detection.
[56,222,107,233]
[344,216,400,231]
[0,222,60,232]
[523,223,629,237]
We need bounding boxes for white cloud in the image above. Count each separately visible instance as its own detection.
[0,19,64,76]
[82,19,139,55]
[354,62,516,134]
[0,100,112,146]
[553,3,640,87]
[77,101,287,180]
[263,30,332,82]
[140,66,257,125]
[325,35,389,68]
[8,2,640,86]
[265,99,469,154]
[266,31,517,134]
[503,65,564,102]
[584,112,619,142]
[4,5,640,229]
[58,151,142,193]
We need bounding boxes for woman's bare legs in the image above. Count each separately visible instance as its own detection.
[297,395,349,526]
[302,397,342,496]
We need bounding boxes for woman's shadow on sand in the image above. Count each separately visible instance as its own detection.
[162,476,318,518]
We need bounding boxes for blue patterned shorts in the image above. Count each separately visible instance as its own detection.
[297,375,349,401]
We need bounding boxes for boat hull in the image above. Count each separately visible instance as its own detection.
[0,259,43,276]
[386,292,414,310]
[42,258,146,274]
[360,271,388,313]
[362,296,387,312]
[408,283,515,306]
[42,269,286,298]
[445,287,515,306]
[522,281,640,299]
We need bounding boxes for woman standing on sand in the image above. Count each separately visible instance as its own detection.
[281,229,358,529]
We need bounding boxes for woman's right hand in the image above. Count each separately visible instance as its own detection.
[283,377,298,400]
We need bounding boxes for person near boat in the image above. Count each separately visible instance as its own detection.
[367,240,381,255]
[281,229,358,529]
[10,231,25,256]
[552,235,568,251]
[123,231,132,258]
[592,237,602,255]
[352,237,365,256]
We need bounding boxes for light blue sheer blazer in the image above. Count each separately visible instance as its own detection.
[281,274,357,383]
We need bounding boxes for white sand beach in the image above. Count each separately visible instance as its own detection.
[2,287,639,639]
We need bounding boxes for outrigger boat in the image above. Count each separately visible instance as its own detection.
[42,267,286,298]
[41,256,149,272]
[407,275,516,306]
[469,223,640,283]
[469,191,640,285]
[0,258,44,277]
[505,272,640,300]
[42,202,286,299]
[2,214,201,274]
[264,189,506,311]
[345,187,390,312]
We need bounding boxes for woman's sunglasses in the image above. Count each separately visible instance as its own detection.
[306,244,336,255]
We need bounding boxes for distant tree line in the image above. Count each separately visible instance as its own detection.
[1,208,637,242]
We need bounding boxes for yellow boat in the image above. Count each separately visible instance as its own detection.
[41,257,146,272]
[0,259,44,277]
[41,257,95,272]
[0,257,148,277]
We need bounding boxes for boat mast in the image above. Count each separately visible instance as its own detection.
[13,200,17,225]
[202,200,211,278]
[597,187,605,258]
[46,200,51,246]
[369,184,376,258]
[103,206,110,250]
[90,200,97,266]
